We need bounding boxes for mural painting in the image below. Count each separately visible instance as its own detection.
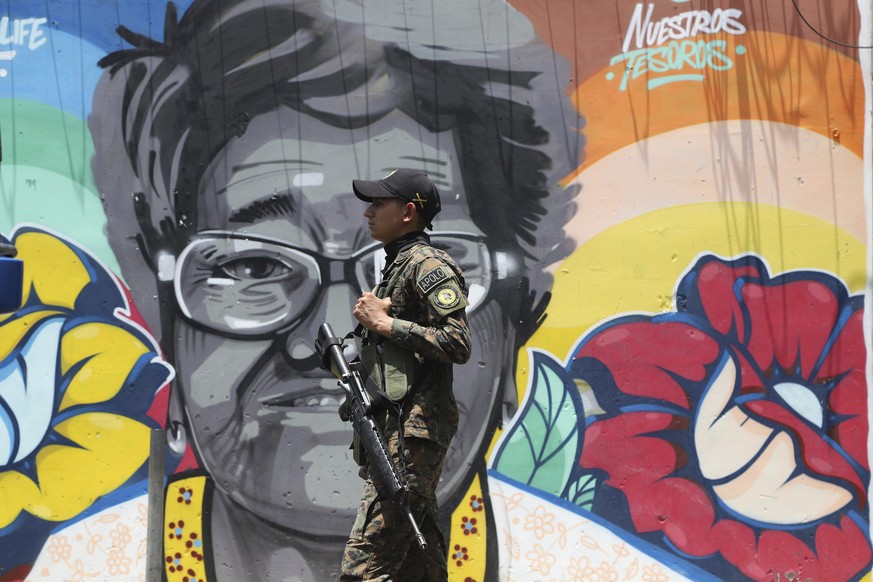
[0,0,868,581]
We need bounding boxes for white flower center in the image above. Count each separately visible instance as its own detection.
[0,318,62,465]
[774,381,823,427]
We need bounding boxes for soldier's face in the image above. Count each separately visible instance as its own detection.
[364,197,411,243]
[170,109,513,537]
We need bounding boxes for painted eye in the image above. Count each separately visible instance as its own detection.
[219,256,293,280]
[431,239,481,276]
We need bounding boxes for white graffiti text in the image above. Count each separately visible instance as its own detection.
[622,4,746,53]
[0,17,47,50]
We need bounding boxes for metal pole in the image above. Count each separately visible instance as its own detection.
[146,428,166,582]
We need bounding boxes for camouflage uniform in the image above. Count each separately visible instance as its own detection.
[340,239,471,581]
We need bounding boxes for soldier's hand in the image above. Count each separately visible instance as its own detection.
[338,396,351,421]
[353,292,393,336]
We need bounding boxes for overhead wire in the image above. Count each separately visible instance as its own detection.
[789,0,872,49]
[44,0,82,207]
[330,0,362,179]
[545,0,576,171]
[362,1,371,177]
[401,1,426,171]
[0,0,12,221]
[257,0,298,234]
[429,0,439,174]
[477,0,506,178]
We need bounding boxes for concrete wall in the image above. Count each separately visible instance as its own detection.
[0,1,868,580]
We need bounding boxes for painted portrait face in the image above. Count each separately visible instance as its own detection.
[169,108,513,537]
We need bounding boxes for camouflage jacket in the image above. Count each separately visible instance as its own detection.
[366,241,472,448]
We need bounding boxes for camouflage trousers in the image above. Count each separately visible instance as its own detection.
[340,435,449,582]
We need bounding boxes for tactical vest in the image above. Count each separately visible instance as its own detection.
[358,249,421,404]
[353,242,459,456]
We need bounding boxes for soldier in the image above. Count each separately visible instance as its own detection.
[343,169,472,581]
[91,0,579,578]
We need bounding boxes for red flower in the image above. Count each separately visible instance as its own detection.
[168,520,186,540]
[572,255,870,581]
[452,544,469,567]
[165,552,184,573]
[460,516,478,535]
[177,487,194,505]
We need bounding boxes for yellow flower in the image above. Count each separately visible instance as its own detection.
[0,227,172,527]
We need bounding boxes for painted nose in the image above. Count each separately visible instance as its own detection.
[284,282,359,371]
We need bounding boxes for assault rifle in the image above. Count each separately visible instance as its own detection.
[314,322,427,550]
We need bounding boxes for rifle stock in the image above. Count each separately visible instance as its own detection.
[315,322,427,550]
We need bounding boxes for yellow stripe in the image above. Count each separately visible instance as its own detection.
[448,473,487,581]
[164,476,209,582]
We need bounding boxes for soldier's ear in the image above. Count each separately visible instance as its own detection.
[403,201,417,223]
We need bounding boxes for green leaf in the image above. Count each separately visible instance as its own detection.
[492,350,583,496]
[566,473,598,510]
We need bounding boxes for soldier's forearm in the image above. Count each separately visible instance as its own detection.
[390,316,471,364]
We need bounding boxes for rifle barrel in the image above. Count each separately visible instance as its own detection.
[314,322,428,550]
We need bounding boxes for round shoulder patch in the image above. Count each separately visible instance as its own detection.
[435,286,460,309]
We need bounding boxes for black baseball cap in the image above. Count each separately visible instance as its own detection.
[352,168,442,230]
